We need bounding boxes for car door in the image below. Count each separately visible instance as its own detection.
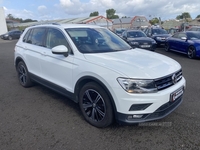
[177,33,188,52]
[13,31,18,39]
[40,28,74,92]
[169,33,179,50]
[21,27,46,77]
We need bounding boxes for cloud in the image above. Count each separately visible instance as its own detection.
[2,0,200,21]
[38,5,48,15]
[4,8,35,19]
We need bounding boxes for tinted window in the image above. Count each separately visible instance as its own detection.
[187,32,200,40]
[152,29,168,34]
[23,29,32,43]
[30,28,46,46]
[127,31,146,38]
[46,28,70,49]
[172,33,179,38]
[178,33,186,39]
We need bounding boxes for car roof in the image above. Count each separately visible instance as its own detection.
[27,23,103,30]
[127,30,143,32]
[185,31,200,33]
[190,26,200,28]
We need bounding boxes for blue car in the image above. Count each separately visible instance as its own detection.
[165,31,200,59]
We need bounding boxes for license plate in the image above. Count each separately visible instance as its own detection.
[170,87,184,102]
[140,45,150,48]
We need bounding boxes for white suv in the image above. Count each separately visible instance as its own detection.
[14,24,186,128]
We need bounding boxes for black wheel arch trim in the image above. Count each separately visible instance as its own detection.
[15,56,25,70]
[74,76,117,115]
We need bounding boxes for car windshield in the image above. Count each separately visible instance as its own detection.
[187,32,200,40]
[65,28,131,53]
[127,31,147,38]
[152,29,168,35]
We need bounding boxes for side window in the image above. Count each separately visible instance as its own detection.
[30,28,46,46]
[172,33,179,38]
[147,29,151,35]
[23,29,31,43]
[46,28,70,49]
[178,33,186,39]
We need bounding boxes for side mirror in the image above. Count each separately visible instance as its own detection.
[52,45,69,57]
[181,37,187,40]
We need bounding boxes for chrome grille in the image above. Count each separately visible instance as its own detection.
[155,70,182,91]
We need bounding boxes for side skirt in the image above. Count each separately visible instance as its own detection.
[29,73,77,102]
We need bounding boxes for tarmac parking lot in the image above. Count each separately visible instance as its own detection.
[0,39,200,150]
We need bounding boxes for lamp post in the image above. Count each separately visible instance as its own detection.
[119,18,122,29]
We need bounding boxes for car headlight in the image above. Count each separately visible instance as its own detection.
[156,37,162,40]
[4,34,9,37]
[130,41,139,45]
[117,78,157,93]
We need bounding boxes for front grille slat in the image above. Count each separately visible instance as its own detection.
[155,70,182,91]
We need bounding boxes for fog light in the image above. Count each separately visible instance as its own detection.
[133,114,143,118]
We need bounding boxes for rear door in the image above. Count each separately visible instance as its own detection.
[21,27,47,77]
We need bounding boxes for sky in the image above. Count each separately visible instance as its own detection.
[0,0,200,21]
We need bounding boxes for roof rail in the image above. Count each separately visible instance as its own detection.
[30,22,61,27]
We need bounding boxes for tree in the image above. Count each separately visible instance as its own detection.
[176,12,191,20]
[22,19,37,23]
[6,14,37,23]
[7,14,14,20]
[149,17,159,25]
[89,11,99,17]
[196,15,200,18]
[106,9,119,19]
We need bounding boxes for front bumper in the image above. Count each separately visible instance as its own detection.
[116,95,183,124]
[112,77,186,124]
[131,43,156,51]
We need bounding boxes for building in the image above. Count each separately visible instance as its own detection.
[112,16,150,30]
[162,19,182,30]
[0,7,8,35]
[12,16,113,29]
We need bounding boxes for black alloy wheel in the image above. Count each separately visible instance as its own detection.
[187,46,196,59]
[17,61,33,87]
[79,82,113,128]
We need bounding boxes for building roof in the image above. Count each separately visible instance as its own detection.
[12,16,113,27]
[112,18,132,24]
[162,20,182,29]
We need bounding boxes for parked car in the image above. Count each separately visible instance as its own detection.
[114,28,126,37]
[165,31,200,59]
[1,30,22,40]
[144,27,171,46]
[187,26,200,31]
[14,24,186,128]
[122,30,156,51]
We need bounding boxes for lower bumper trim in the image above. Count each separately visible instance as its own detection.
[116,96,183,125]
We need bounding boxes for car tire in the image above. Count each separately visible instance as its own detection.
[187,46,196,59]
[8,36,12,40]
[165,43,170,51]
[17,61,33,87]
[79,82,114,128]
